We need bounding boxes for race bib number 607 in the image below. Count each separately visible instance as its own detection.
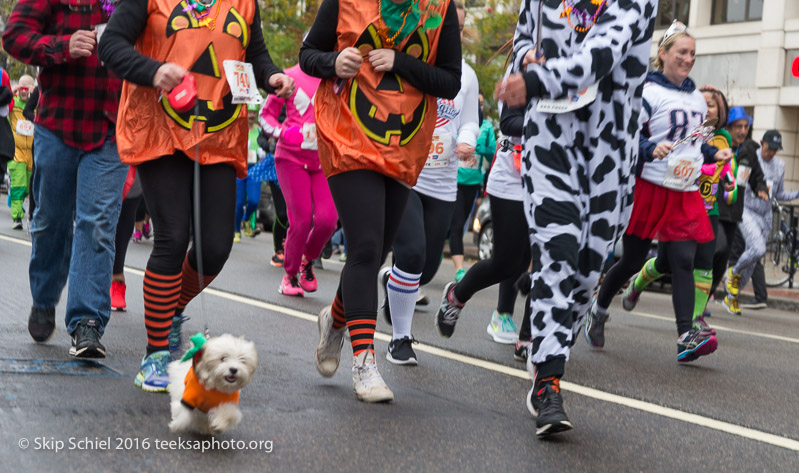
[662,155,701,190]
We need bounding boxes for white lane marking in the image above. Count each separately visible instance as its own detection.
[0,234,31,246]
[122,267,799,452]
[1,235,797,450]
[628,310,799,345]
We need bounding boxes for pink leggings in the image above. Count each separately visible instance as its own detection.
[275,159,338,277]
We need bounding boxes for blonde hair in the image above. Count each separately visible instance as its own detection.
[652,31,693,71]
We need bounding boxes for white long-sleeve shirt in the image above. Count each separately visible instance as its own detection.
[413,60,480,202]
[744,148,799,216]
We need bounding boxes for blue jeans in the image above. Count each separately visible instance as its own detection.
[29,126,127,335]
[234,173,261,232]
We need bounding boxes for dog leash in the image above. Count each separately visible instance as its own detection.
[192,100,211,340]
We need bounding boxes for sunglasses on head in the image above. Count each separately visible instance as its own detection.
[660,20,688,47]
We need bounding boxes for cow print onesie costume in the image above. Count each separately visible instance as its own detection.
[512,0,658,380]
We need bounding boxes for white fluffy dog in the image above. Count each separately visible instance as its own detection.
[168,333,258,435]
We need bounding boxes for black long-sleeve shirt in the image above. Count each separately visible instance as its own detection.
[22,86,39,121]
[299,0,462,100]
[499,104,524,137]
[98,0,282,93]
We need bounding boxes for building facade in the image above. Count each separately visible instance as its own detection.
[657,0,799,191]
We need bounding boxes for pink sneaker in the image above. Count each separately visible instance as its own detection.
[299,261,318,292]
[110,281,126,311]
[279,274,304,297]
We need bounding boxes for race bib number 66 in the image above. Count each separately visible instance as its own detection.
[425,133,452,168]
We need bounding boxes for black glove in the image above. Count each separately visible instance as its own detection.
[0,86,12,108]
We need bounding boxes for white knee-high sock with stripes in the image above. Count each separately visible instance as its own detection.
[387,265,421,341]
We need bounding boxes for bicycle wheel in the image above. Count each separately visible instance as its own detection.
[763,235,790,287]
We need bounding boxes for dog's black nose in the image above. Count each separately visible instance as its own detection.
[229,368,238,375]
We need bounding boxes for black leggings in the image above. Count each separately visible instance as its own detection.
[392,190,455,285]
[138,152,236,276]
[269,181,289,252]
[454,195,531,312]
[328,170,410,316]
[135,198,148,222]
[598,234,697,335]
[447,183,480,256]
[654,215,717,273]
[710,219,738,296]
[113,194,142,275]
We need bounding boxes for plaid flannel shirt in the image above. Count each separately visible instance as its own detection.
[2,0,122,151]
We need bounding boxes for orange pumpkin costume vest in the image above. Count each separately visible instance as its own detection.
[116,0,255,178]
[314,0,449,187]
[180,365,240,413]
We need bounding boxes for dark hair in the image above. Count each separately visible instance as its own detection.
[699,86,729,130]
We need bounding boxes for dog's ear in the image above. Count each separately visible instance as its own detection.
[192,348,204,369]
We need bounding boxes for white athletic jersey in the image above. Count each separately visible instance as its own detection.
[638,72,708,192]
[486,134,523,202]
[413,60,480,202]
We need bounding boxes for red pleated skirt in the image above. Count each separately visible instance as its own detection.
[625,178,714,243]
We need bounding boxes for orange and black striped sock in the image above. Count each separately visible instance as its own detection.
[347,313,377,357]
[331,294,346,330]
[143,269,182,355]
[176,255,217,314]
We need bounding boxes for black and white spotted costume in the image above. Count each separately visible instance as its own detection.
[512,0,657,377]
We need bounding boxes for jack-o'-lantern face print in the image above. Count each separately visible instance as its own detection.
[349,24,430,146]
[160,0,250,132]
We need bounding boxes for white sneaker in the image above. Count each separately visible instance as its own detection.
[352,350,394,403]
[315,306,346,377]
[486,311,519,344]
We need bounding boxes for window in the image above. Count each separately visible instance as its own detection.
[712,0,763,24]
[785,50,799,87]
[656,0,691,29]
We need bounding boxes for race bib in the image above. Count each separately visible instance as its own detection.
[662,155,701,190]
[425,133,452,168]
[300,123,317,150]
[247,150,257,164]
[536,83,598,114]
[15,119,33,137]
[223,60,263,105]
[736,164,751,187]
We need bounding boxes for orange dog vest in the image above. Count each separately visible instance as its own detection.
[180,365,240,413]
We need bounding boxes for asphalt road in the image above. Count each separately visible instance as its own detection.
[0,206,797,472]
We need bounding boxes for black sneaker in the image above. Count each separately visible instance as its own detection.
[740,299,767,310]
[677,328,717,363]
[378,267,392,326]
[386,336,418,365]
[69,317,106,358]
[321,240,333,259]
[28,306,56,343]
[583,305,609,349]
[527,377,573,437]
[513,341,530,362]
[12,219,23,230]
[435,282,463,338]
[416,294,430,306]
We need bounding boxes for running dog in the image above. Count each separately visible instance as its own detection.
[168,333,258,435]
